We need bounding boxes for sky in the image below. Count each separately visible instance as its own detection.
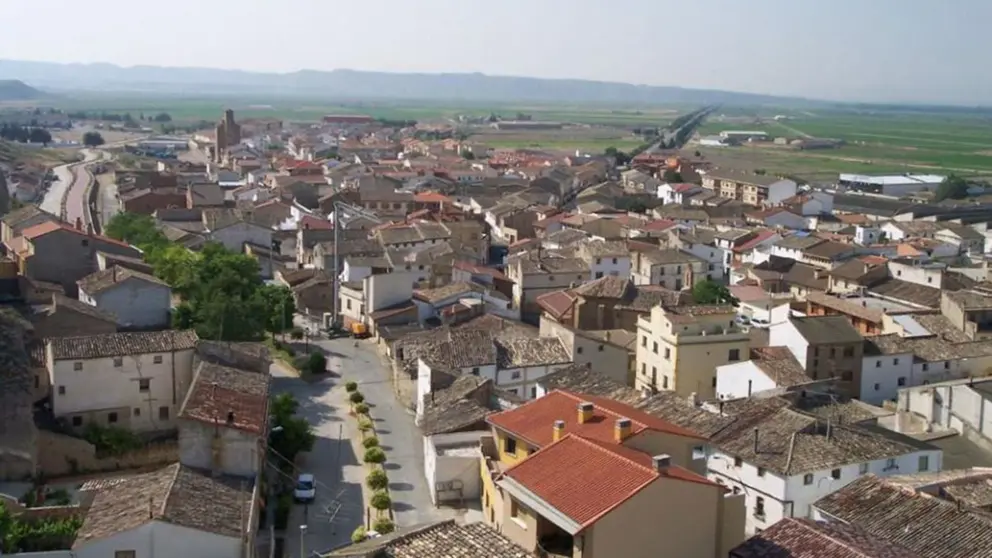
[2,0,990,105]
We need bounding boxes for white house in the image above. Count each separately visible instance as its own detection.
[46,330,199,432]
[714,347,811,400]
[579,240,632,280]
[705,403,942,536]
[657,183,702,205]
[854,225,882,246]
[77,266,173,329]
[72,462,256,558]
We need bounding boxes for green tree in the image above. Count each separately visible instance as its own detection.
[153,112,172,122]
[362,436,379,449]
[662,169,683,183]
[372,517,395,534]
[258,284,296,337]
[103,212,169,255]
[305,351,327,375]
[149,244,199,291]
[370,491,391,512]
[28,128,52,146]
[363,447,386,464]
[269,393,316,464]
[82,131,105,147]
[691,280,738,305]
[366,469,388,491]
[934,174,969,202]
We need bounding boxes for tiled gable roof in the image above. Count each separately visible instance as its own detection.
[730,517,921,558]
[77,265,170,295]
[49,330,198,360]
[486,389,705,448]
[327,520,531,557]
[178,361,270,434]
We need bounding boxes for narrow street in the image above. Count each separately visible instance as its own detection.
[273,333,470,557]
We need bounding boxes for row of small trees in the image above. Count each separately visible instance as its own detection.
[347,381,395,540]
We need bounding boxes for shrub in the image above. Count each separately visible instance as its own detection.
[306,351,327,374]
[345,381,358,392]
[349,391,365,405]
[274,493,292,530]
[351,526,367,544]
[372,517,395,534]
[366,469,388,491]
[370,490,392,511]
[358,417,373,432]
[355,402,370,415]
[363,447,386,464]
[362,436,379,449]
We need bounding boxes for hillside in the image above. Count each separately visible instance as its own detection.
[0,59,817,106]
[0,79,47,101]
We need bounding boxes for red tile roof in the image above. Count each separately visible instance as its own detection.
[486,390,706,448]
[641,219,677,232]
[299,215,334,230]
[535,290,577,321]
[414,192,453,204]
[504,434,713,529]
[453,261,509,281]
[21,221,133,249]
[733,229,778,253]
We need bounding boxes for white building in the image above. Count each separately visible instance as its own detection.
[72,462,256,558]
[705,402,942,536]
[77,266,173,329]
[896,376,992,442]
[579,240,632,280]
[714,347,812,400]
[46,330,199,432]
[839,173,944,196]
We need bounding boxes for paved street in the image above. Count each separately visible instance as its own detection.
[273,332,467,557]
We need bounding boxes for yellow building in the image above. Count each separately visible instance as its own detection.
[480,390,745,558]
[635,304,750,399]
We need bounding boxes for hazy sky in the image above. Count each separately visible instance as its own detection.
[2,0,989,104]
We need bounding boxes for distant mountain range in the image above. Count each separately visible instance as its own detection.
[0,79,48,101]
[0,59,818,106]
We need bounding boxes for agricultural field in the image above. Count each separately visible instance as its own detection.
[468,126,647,152]
[692,108,992,182]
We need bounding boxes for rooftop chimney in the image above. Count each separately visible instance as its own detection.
[614,417,632,443]
[688,392,699,407]
[652,454,671,473]
[578,401,594,424]
[553,420,566,442]
[753,428,760,454]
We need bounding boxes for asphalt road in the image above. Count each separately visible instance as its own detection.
[273,332,465,557]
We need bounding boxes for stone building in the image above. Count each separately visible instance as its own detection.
[214,109,241,162]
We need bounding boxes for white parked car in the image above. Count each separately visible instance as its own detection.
[294,473,316,502]
[751,317,770,328]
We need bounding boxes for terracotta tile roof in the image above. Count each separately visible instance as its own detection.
[327,520,531,557]
[178,361,270,434]
[813,475,992,558]
[413,191,454,203]
[486,389,705,448]
[48,330,199,360]
[299,214,334,230]
[77,265,170,295]
[21,221,133,249]
[730,517,921,558]
[502,434,711,529]
[535,290,577,321]
[74,463,252,548]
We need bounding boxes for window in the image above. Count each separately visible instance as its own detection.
[733,457,742,467]
[830,348,836,358]
[641,363,647,376]
[511,371,521,380]
[159,406,169,420]
[595,258,602,265]
[653,342,658,354]
[662,375,669,389]
[728,349,740,361]
[813,359,819,367]
[71,416,82,427]
[843,347,854,357]
[139,379,150,392]
[58,386,65,395]
[803,473,813,485]
[471,367,480,376]
[113,357,123,367]
[73,362,83,371]
[875,360,881,368]
[577,346,584,354]
[114,550,137,558]
[641,336,647,347]
[754,497,765,519]
[530,387,537,399]
[108,412,118,424]
[664,347,671,360]
[841,371,853,381]
[692,446,706,460]
[884,458,897,471]
[548,275,555,281]
[893,358,900,365]
[510,498,521,520]
[922,363,929,372]
[598,345,604,352]
[504,437,517,455]
[919,456,930,471]
[153,355,163,364]
[347,299,352,310]
[831,468,841,480]
[507,388,518,396]
[612,258,618,264]
[897,377,906,387]
[34,376,39,389]
[134,408,141,417]
[874,383,880,391]
[944,361,950,370]
[757,467,766,477]
[814,347,820,357]
[81,238,89,247]
[595,271,604,279]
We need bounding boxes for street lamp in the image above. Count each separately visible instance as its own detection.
[299,524,307,558]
